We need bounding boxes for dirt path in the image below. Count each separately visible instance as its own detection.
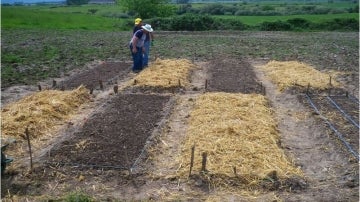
[253,62,359,201]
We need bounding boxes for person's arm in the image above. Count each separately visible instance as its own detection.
[132,37,138,53]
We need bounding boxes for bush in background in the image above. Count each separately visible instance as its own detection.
[260,21,292,31]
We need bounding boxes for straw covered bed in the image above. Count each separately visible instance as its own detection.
[176,92,303,192]
[1,86,90,141]
[131,58,195,89]
[261,60,341,91]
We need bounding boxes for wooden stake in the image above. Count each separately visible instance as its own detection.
[99,80,103,90]
[90,87,94,94]
[25,127,33,171]
[233,166,237,176]
[329,76,332,86]
[201,152,207,173]
[205,79,208,90]
[307,83,310,94]
[38,85,42,91]
[189,144,195,177]
[178,79,181,87]
[123,146,132,176]
[52,80,57,88]
[113,85,118,94]
[263,86,266,96]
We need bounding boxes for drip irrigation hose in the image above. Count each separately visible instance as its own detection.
[45,161,128,170]
[305,94,359,161]
[326,96,359,129]
[348,94,360,104]
[131,96,177,172]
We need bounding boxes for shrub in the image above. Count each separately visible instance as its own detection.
[65,192,93,202]
[262,5,275,11]
[316,18,359,31]
[260,21,292,31]
[170,14,215,31]
[214,18,248,30]
[199,3,225,15]
[287,18,311,29]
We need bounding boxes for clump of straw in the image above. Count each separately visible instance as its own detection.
[132,58,195,88]
[262,60,341,91]
[1,86,90,140]
[177,92,303,190]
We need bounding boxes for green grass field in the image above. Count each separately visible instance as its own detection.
[2,3,358,30]
[1,6,127,30]
[38,4,122,13]
[216,13,359,25]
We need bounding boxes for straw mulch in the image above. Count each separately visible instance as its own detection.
[262,60,341,91]
[177,92,303,192]
[131,58,195,88]
[1,86,90,141]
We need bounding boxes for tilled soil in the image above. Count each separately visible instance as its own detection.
[206,58,263,94]
[1,57,359,201]
[59,61,131,91]
[48,94,171,170]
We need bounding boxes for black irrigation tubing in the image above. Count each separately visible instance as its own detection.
[329,94,359,104]
[326,96,360,129]
[305,93,360,161]
[131,97,177,171]
[45,161,128,170]
[130,147,145,172]
[348,94,360,104]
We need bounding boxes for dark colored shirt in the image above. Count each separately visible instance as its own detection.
[130,29,146,48]
[145,32,150,42]
[133,26,141,34]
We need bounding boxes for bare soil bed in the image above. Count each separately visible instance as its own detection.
[1,31,359,201]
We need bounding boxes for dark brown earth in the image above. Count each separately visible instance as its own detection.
[206,58,263,94]
[59,61,131,91]
[1,54,359,201]
[48,94,171,170]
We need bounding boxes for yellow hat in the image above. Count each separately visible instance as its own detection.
[134,18,142,25]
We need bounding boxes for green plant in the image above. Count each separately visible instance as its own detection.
[88,9,98,14]
[287,18,311,29]
[65,192,93,202]
[117,0,176,18]
[260,20,292,31]
[2,53,23,63]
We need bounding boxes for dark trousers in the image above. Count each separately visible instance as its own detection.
[130,45,143,71]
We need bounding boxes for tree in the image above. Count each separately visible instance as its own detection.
[66,0,89,5]
[176,0,189,3]
[117,0,175,19]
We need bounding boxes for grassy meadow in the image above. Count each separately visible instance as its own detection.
[1,2,358,30]
[1,6,127,30]
[216,13,359,25]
